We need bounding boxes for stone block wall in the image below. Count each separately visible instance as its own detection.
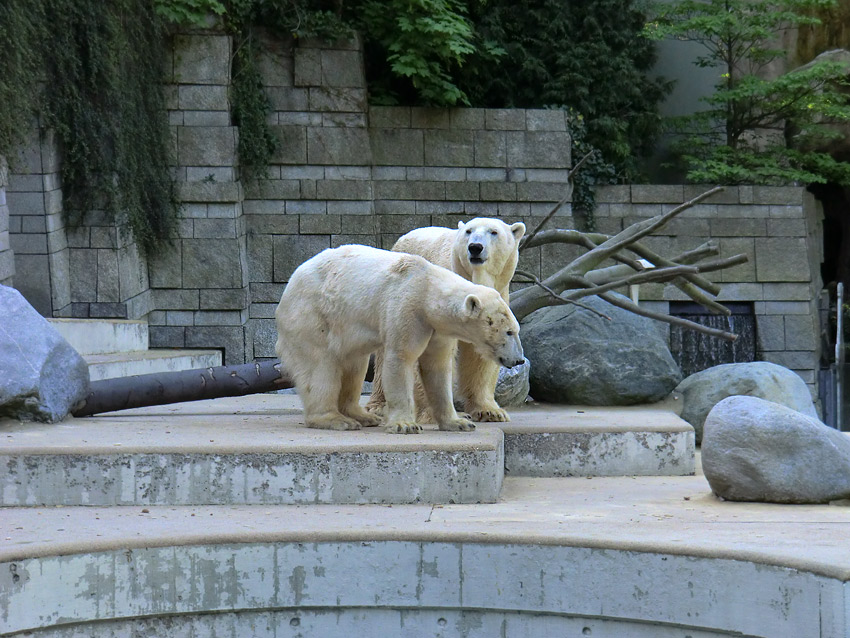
[6,126,70,316]
[3,29,826,395]
[147,32,249,364]
[594,184,823,391]
[239,36,572,361]
[0,157,13,287]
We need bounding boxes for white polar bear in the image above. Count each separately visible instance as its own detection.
[366,218,525,422]
[275,244,525,434]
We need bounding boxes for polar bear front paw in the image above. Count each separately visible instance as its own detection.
[439,417,476,432]
[306,414,362,431]
[466,405,510,422]
[385,421,422,434]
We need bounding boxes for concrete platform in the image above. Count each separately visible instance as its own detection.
[503,399,694,477]
[0,395,694,508]
[3,472,850,637]
[0,395,504,506]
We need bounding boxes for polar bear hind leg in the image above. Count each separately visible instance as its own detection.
[339,356,382,427]
[294,356,361,431]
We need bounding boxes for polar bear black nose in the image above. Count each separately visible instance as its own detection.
[468,243,483,256]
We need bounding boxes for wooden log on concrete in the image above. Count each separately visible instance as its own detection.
[71,358,375,418]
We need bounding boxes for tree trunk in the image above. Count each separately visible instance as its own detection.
[71,359,376,418]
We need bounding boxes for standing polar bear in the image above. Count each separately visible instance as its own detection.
[366,217,525,422]
[275,244,525,434]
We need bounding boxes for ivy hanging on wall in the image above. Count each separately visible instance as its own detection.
[0,0,177,254]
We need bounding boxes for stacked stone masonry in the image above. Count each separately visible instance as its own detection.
[0,157,14,287]
[5,30,824,397]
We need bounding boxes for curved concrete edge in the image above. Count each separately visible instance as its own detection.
[2,540,847,637]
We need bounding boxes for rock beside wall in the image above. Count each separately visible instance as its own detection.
[0,285,89,422]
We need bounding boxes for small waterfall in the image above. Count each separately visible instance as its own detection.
[669,302,757,378]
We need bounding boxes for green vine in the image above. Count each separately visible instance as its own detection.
[1,0,177,254]
[0,1,46,165]
[566,109,617,233]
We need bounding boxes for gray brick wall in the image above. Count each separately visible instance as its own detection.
[0,157,13,287]
[3,30,826,398]
[6,126,70,316]
[148,32,249,364]
[599,185,823,394]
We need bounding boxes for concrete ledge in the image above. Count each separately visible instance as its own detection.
[501,403,695,477]
[0,401,504,506]
[83,348,223,381]
[47,318,148,355]
[3,473,850,637]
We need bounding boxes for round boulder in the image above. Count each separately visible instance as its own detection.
[0,285,90,422]
[521,294,682,405]
[702,395,850,503]
[675,361,817,443]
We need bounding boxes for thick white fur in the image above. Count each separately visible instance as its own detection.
[367,217,525,422]
[275,244,524,434]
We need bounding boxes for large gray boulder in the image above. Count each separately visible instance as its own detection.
[702,395,850,503]
[0,285,90,422]
[521,294,682,405]
[675,361,817,443]
[495,360,530,407]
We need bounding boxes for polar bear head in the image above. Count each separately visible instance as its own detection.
[454,218,525,276]
[460,288,525,369]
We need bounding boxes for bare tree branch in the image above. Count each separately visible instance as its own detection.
[519,150,595,250]
[513,269,612,319]
[598,292,738,342]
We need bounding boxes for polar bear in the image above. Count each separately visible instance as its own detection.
[366,218,525,422]
[275,244,525,434]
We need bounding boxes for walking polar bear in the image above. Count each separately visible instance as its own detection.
[275,244,525,434]
[366,217,526,422]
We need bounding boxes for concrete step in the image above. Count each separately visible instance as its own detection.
[0,396,694,508]
[503,397,695,477]
[0,394,504,506]
[85,349,223,381]
[48,318,149,355]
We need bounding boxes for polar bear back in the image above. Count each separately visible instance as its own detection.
[393,227,456,270]
[276,244,473,359]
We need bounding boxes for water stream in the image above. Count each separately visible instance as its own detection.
[669,303,757,378]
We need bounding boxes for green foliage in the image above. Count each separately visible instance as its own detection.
[0,0,176,252]
[353,0,484,106]
[646,0,850,186]
[0,1,47,163]
[567,111,617,232]
[457,0,671,176]
[154,0,225,27]
[41,0,176,252]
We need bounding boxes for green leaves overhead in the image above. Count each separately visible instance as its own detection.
[646,0,850,186]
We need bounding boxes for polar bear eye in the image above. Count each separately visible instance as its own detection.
[465,229,472,234]
[490,230,498,236]
[507,330,515,336]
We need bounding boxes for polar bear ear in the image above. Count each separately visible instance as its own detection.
[457,221,466,230]
[510,222,526,241]
[463,294,482,318]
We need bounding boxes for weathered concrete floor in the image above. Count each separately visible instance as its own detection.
[3,472,850,580]
[2,395,849,580]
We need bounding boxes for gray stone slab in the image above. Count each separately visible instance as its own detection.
[0,409,504,506]
[307,127,371,165]
[370,129,424,165]
[173,35,231,85]
[755,238,811,282]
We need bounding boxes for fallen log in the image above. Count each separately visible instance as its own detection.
[71,358,375,418]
